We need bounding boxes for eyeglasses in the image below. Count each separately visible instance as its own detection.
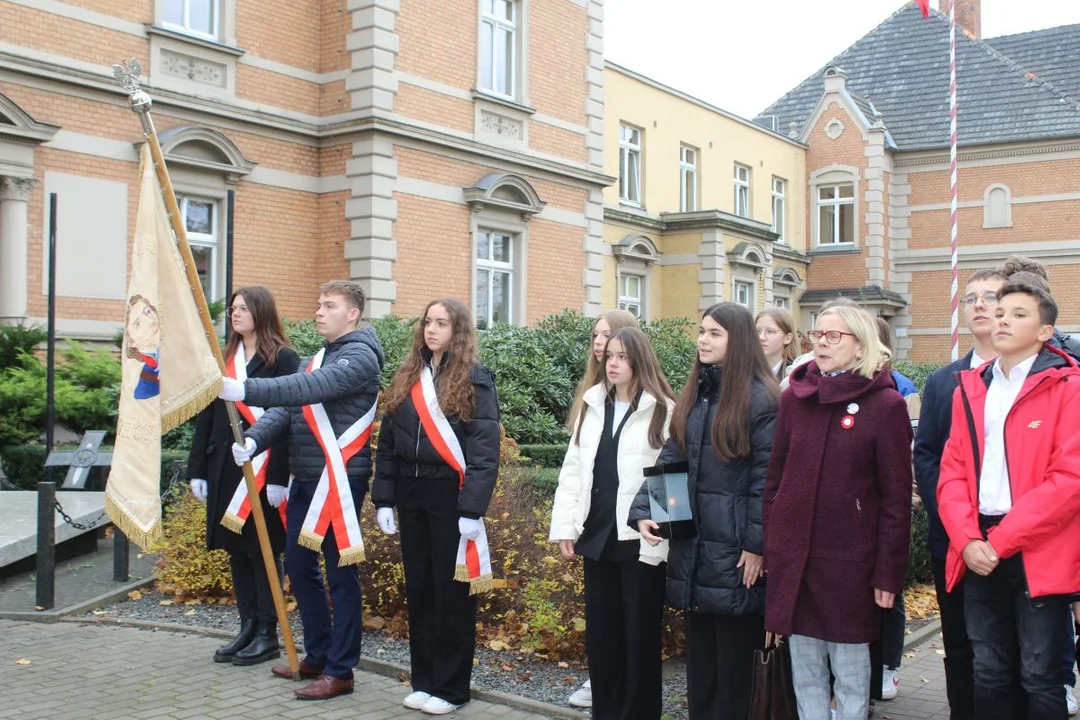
[962,293,1000,308]
[807,330,858,345]
[758,327,781,338]
[226,306,251,318]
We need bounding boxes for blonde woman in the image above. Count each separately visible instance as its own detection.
[763,305,913,720]
[756,307,797,380]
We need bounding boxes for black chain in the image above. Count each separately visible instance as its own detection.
[49,459,188,530]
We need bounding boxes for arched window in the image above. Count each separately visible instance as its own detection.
[613,235,660,319]
[983,183,1013,229]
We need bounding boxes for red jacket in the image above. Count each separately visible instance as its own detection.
[937,345,1080,596]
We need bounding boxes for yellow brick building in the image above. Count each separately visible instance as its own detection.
[600,63,809,323]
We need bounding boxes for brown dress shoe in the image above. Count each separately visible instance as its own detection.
[271,660,323,680]
[294,673,354,701]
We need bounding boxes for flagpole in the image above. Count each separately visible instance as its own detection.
[111,59,301,681]
[948,0,960,362]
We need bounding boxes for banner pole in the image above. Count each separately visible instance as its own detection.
[111,59,301,680]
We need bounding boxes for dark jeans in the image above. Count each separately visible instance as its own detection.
[583,557,666,720]
[229,548,282,622]
[964,553,1069,720]
[933,555,976,720]
[1063,611,1076,687]
[685,611,765,720]
[882,593,907,669]
[285,479,365,680]
[398,475,476,706]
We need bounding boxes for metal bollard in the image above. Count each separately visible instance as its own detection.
[36,481,56,609]
[113,527,129,582]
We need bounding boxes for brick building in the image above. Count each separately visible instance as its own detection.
[758,0,1080,361]
[0,0,608,340]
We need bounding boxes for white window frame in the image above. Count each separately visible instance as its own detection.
[680,145,697,212]
[619,124,643,206]
[475,228,517,329]
[479,0,518,99]
[733,280,753,310]
[772,177,786,243]
[816,182,856,246]
[161,0,221,40]
[178,194,223,302]
[734,163,751,218]
[618,272,645,319]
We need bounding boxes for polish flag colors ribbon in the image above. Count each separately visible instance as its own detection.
[220,345,287,533]
[410,365,493,595]
[298,348,377,566]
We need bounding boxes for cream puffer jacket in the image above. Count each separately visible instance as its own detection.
[548,383,673,565]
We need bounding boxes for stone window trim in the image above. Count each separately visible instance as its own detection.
[0,93,60,151]
[732,276,756,311]
[772,266,801,309]
[148,0,243,99]
[154,0,237,45]
[613,236,658,322]
[618,272,646,320]
[810,164,860,251]
[982,183,1013,229]
[734,163,751,218]
[476,0,530,105]
[464,172,545,220]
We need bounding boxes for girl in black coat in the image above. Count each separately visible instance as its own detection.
[187,286,299,666]
[372,298,501,716]
[629,302,779,720]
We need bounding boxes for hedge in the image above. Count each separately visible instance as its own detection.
[518,444,569,469]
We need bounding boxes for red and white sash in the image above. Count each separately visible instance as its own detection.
[410,365,493,595]
[298,348,377,566]
[221,344,288,533]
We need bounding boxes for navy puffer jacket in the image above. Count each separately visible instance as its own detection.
[244,327,384,485]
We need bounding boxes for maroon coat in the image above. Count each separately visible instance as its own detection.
[763,362,912,643]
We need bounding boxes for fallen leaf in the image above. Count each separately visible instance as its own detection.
[562,573,574,584]
[33,606,44,612]
[158,600,174,606]
[920,675,929,683]
[935,649,946,655]
[572,617,587,633]
[558,661,569,669]
[903,651,916,659]
[15,659,31,666]
[488,639,510,652]
[542,556,557,568]
[363,616,386,631]
[184,609,196,616]
[91,610,107,616]
[127,590,142,601]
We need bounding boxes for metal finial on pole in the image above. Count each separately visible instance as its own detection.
[111,60,301,680]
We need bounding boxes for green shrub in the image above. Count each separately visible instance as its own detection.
[518,444,568,469]
[151,487,233,600]
[906,503,933,588]
[892,360,943,396]
[282,317,324,359]
[0,445,186,492]
[0,322,46,369]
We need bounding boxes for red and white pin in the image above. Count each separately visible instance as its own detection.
[841,415,855,430]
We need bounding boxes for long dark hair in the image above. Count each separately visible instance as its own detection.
[381,298,480,421]
[223,286,292,367]
[670,303,779,462]
[573,327,675,449]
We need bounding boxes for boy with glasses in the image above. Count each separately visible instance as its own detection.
[937,281,1080,720]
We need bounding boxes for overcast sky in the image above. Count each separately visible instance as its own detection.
[604,0,1080,119]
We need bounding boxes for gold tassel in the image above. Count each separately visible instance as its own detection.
[297,529,324,553]
[337,545,366,566]
[161,377,222,435]
[468,575,494,596]
[219,512,245,534]
[105,495,163,552]
[454,564,471,583]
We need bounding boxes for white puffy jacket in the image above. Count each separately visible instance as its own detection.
[548,383,673,565]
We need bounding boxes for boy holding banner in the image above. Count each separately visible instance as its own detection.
[372,298,501,715]
[220,280,384,701]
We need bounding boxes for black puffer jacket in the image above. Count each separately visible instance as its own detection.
[372,355,500,518]
[629,365,777,615]
[245,327,384,485]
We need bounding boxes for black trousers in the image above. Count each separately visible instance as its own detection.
[933,555,976,720]
[229,548,281,622]
[582,557,666,720]
[965,553,1069,720]
[685,611,765,720]
[398,475,476,706]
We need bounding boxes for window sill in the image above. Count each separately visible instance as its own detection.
[146,25,244,57]
[471,89,537,116]
[809,244,860,256]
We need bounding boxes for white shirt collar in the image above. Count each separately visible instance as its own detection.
[970,351,989,369]
[991,353,1038,384]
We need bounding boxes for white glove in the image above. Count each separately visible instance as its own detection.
[190,478,207,503]
[231,437,257,466]
[376,507,397,535]
[266,484,286,508]
[219,377,246,402]
[458,517,482,540]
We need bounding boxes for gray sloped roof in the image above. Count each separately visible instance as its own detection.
[757,3,1080,151]
[983,25,1080,100]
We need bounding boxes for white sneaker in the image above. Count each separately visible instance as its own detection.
[881,667,900,700]
[420,696,464,715]
[403,691,431,710]
[1066,685,1078,716]
[568,679,592,708]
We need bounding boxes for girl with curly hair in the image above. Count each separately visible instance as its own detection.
[371,298,501,715]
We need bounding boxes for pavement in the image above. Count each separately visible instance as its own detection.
[0,619,571,720]
[875,634,952,719]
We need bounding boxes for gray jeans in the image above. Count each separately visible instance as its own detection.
[789,634,870,720]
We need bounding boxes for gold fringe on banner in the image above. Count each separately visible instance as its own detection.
[220,511,245,535]
[162,378,222,435]
[455,565,494,595]
[105,494,162,551]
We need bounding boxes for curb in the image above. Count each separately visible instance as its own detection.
[903,618,942,651]
[0,576,154,623]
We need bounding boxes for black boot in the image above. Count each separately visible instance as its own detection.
[232,619,280,666]
[214,618,256,663]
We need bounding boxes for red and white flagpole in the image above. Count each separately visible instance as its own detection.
[948,0,960,362]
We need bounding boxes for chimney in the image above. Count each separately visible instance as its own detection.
[938,0,981,39]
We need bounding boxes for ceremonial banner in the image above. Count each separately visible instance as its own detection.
[105,145,222,550]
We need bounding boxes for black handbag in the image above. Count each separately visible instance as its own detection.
[748,633,799,720]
